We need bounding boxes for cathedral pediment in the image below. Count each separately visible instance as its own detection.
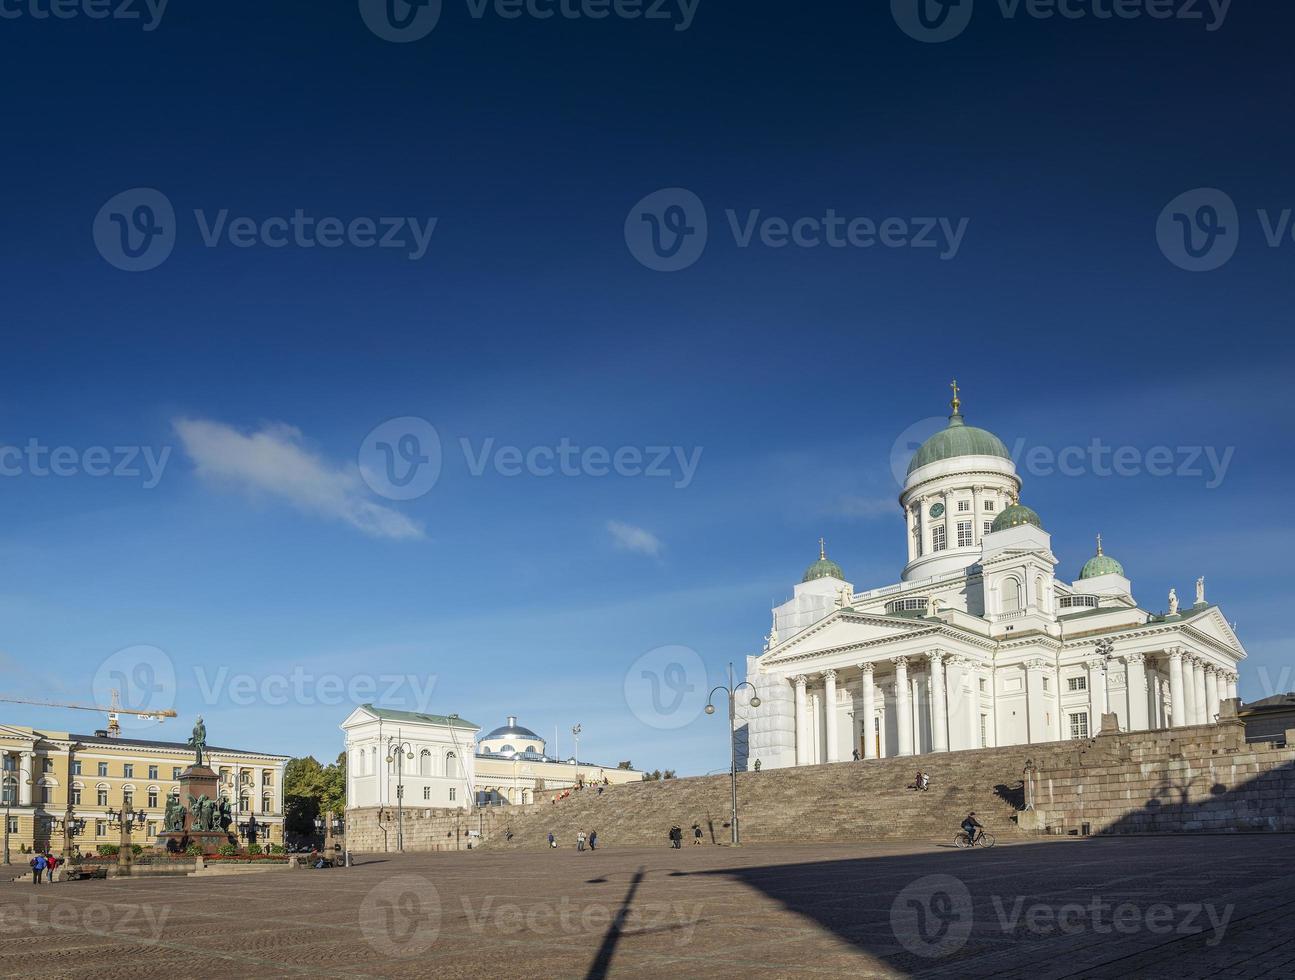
[1180,606,1246,658]
[761,610,938,665]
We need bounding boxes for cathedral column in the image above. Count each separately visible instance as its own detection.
[919,496,933,556]
[859,664,877,759]
[1205,667,1220,722]
[970,485,983,545]
[822,670,840,763]
[1168,649,1186,728]
[1226,673,1239,702]
[1087,659,1107,731]
[793,676,809,766]
[18,751,33,806]
[1024,661,1046,743]
[942,491,954,552]
[893,658,913,757]
[927,652,948,752]
[1125,654,1150,731]
[1192,659,1208,725]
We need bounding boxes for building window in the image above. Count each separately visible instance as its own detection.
[71,761,82,776]
[957,499,971,512]
[423,787,431,801]
[1,757,11,771]
[172,767,181,780]
[95,820,107,838]
[123,791,133,808]
[262,771,272,786]
[984,500,995,512]
[262,795,272,813]
[1069,712,1089,739]
[43,758,54,773]
[449,788,456,802]
[148,790,158,807]
[980,715,988,747]
[39,784,50,805]
[148,766,158,780]
[240,797,249,813]
[1,779,13,806]
[6,817,16,835]
[98,763,108,777]
[979,678,987,693]
[1067,676,1088,692]
[71,787,82,805]
[956,521,973,548]
[1042,676,1051,692]
[97,788,109,806]
[123,764,134,778]
[147,822,156,837]
[984,521,993,537]
[931,525,947,552]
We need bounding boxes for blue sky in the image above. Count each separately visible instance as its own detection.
[1,2,1292,774]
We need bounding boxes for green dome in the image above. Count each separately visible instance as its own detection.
[803,538,845,583]
[1079,535,1124,579]
[991,502,1043,533]
[906,413,1012,476]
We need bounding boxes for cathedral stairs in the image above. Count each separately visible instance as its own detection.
[481,742,1039,849]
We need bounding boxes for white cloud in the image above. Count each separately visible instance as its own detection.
[833,494,898,520]
[173,418,423,540]
[606,520,662,557]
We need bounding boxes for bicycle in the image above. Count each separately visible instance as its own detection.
[954,830,996,849]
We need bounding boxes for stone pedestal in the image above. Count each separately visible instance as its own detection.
[155,764,233,855]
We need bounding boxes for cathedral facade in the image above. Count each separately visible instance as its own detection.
[745,389,1246,769]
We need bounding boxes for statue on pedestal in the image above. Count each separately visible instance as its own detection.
[1168,589,1179,616]
[1196,576,1206,606]
[187,716,207,767]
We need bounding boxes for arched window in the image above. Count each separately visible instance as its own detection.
[1,776,15,805]
[96,783,110,806]
[420,750,432,777]
[446,752,459,779]
[370,746,378,775]
[999,577,1023,614]
[500,744,514,754]
[1035,575,1046,606]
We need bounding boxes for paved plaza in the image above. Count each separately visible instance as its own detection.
[1,835,1292,978]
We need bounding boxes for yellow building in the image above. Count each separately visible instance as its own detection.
[1,724,289,858]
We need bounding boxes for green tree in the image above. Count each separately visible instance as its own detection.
[283,753,347,836]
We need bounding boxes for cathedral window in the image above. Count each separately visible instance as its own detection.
[984,521,993,537]
[984,500,995,512]
[1068,676,1088,692]
[931,525,947,552]
[1069,712,1089,739]
[956,521,973,548]
[957,500,971,512]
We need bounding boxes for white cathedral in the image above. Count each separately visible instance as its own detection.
[745,386,1246,769]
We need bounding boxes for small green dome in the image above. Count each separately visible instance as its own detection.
[991,502,1043,533]
[906,384,1012,476]
[1079,534,1124,579]
[803,538,845,583]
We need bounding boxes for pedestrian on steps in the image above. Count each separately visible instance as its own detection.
[588,830,597,851]
[692,824,703,845]
[577,831,586,851]
[669,826,682,849]
[547,832,557,848]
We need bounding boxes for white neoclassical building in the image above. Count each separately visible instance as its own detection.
[746,387,1246,769]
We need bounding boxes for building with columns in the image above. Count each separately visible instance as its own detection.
[0,725,288,856]
[745,388,1246,769]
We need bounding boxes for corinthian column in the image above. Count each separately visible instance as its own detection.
[1125,653,1149,731]
[927,652,948,752]
[1205,667,1220,722]
[19,751,33,806]
[1168,649,1186,728]
[859,663,877,759]
[822,670,840,763]
[793,676,809,766]
[893,658,913,757]
[1192,659,1208,725]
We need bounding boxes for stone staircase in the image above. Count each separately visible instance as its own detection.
[483,742,1037,849]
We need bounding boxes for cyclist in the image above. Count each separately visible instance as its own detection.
[961,811,984,847]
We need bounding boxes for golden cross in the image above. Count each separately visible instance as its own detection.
[949,379,961,413]
[818,537,826,560]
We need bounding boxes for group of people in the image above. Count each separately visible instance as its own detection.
[547,830,598,850]
[667,825,705,848]
[29,852,61,884]
[912,770,931,792]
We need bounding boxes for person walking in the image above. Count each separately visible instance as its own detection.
[547,832,556,849]
[30,853,45,886]
[588,830,597,851]
[45,853,57,883]
[691,824,703,845]
[576,831,586,852]
[852,748,860,761]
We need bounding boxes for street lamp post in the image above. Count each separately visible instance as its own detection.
[385,732,414,852]
[571,724,582,787]
[2,765,33,866]
[104,805,148,875]
[705,662,761,846]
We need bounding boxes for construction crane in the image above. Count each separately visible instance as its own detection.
[0,689,176,737]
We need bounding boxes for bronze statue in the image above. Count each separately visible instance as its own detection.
[217,796,232,831]
[163,794,186,833]
[187,716,208,767]
[189,794,213,832]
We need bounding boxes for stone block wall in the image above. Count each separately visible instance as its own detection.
[344,806,516,853]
